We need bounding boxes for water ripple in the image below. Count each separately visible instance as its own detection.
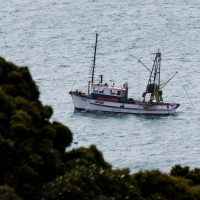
[1,0,200,173]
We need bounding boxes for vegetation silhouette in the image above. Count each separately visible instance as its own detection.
[0,56,200,200]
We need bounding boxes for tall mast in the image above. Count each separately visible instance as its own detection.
[147,50,161,87]
[142,50,162,102]
[91,32,98,84]
[158,51,161,86]
[153,50,161,86]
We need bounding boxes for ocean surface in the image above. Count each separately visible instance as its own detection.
[1,0,200,173]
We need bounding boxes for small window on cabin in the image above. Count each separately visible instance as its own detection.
[93,87,98,93]
[116,90,121,95]
[99,88,104,93]
[110,89,115,95]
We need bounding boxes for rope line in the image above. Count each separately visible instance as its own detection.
[70,81,76,91]
[160,72,177,88]
[138,61,140,99]
[177,72,195,109]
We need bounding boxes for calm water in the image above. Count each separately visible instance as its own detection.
[1,0,200,173]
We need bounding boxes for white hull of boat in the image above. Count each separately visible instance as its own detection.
[70,93,179,115]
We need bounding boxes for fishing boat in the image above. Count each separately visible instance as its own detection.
[69,33,180,115]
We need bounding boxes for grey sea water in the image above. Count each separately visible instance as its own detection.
[1,0,200,173]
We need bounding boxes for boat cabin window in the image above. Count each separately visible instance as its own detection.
[110,89,115,95]
[99,88,104,93]
[93,87,98,93]
[116,90,121,95]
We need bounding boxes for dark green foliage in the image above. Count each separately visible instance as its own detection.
[0,89,16,132]
[0,135,14,184]
[170,165,190,177]
[2,56,200,200]
[0,57,39,100]
[133,169,196,200]
[42,105,53,120]
[170,164,200,186]
[41,159,142,200]
[53,121,73,152]
[63,145,111,169]
[0,57,73,199]
[0,185,21,200]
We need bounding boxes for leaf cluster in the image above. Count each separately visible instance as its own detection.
[133,169,200,200]
[170,164,200,185]
[40,158,142,200]
[1,57,200,200]
[0,57,73,199]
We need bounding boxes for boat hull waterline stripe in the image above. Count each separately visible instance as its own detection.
[89,102,178,111]
[70,94,179,114]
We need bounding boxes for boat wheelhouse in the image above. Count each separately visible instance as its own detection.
[90,80,128,102]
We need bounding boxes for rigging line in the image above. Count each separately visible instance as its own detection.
[138,61,140,99]
[165,58,176,102]
[160,72,177,88]
[165,59,173,73]
[168,59,175,102]
[137,62,141,114]
[177,72,195,109]
[138,59,151,72]
[70,80,76,91]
